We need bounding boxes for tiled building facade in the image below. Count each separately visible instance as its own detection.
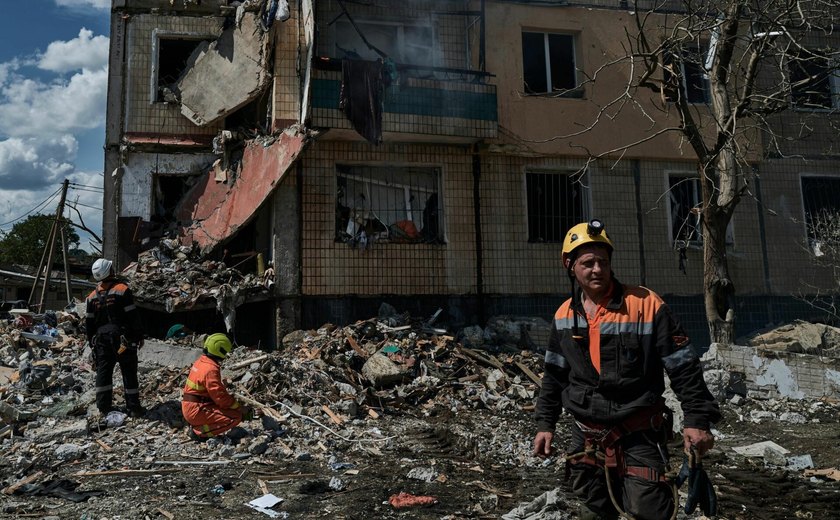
[104,0,840,346]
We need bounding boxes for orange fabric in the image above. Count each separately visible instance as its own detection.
[182,354,242,437]
[585,282,614,374]
[388,492,438,509]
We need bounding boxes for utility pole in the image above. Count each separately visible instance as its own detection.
[28,179,70,311]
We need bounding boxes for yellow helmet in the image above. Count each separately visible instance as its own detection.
[204,333,233,359]
[561,219,614,265]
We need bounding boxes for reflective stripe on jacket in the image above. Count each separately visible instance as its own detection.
[84,279,142,343]
[535,278,720,431]
[182,354,240,410]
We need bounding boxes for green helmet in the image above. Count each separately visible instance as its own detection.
[204,333,233,359]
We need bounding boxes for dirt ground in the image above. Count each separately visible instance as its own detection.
[2,392,838,519]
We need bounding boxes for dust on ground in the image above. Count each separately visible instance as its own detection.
[1,312,839,519]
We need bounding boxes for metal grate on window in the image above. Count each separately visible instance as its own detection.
[335,164,443,247]
[526,171,587,243]
[802,176,840,255]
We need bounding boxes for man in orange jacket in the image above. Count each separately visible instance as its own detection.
[182,333,252,440]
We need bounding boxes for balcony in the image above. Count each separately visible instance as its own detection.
[310,59,498,143]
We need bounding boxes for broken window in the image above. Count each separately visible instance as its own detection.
[335,20,434,66]
[801,176,840,256]
[521,31,579,96]
[336,165,443,246]
[153,36,212,103]
[153,175,192,226]
[663,43,710,104]
[668,174,733,246]
[789,49,838,110]
[526,171,588,243]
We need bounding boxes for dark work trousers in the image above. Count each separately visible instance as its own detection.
[94,343,140,413]
[568,423,674,520]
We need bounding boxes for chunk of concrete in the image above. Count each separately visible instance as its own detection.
[361,353,404,388]
[178,12,271,127]
[732,440,790,458]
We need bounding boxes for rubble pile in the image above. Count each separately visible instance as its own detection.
[1,306,839,518]
[123,238,269,316]
[740,320,840,358]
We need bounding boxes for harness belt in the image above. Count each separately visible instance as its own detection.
[182,393,213,404]
[570,401,670,482]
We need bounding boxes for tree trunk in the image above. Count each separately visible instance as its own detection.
[702,158,737,345]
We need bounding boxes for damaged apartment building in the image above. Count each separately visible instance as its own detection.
[103,0,840,347]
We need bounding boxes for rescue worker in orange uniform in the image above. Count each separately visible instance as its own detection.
[532,220,721,520]
[182,333,252,440]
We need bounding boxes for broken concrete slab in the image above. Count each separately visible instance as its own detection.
[176,130,308,253]
[178,12,271,127]
[138,339,201,369]
[732,440,790,458]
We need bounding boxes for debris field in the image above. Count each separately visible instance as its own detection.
[1,303,840,519]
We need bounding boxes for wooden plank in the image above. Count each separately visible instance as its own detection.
[514,361,542,386]
[258,478,269,495]
[74,469,178,477]
[321,405,344,425]
[157,508,175,520]
[345,333,368,358]
[460,347,505,371]
[95,439,112,452]
[2,471,43,495]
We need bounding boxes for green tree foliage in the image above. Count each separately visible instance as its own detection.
[0,215,80,268]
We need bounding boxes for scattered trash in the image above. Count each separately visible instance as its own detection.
[388,492,439,509]
[246,493,285,517]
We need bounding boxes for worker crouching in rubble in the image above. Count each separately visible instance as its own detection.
[182,333,253,441]
[532,220,721,520]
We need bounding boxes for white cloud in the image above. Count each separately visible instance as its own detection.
[0,136,78,191]
[0,66,107,138]
[55,0,111,9]
[39,29,110,73]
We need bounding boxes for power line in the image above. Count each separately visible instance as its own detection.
[69,201,103,211]
[68,182,104,190]
[69,185,104,194]
[0,187,63,228]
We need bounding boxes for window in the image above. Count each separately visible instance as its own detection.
[522,32,580,96]
[801,176,840,256]
[152,35,212,103]
[663,44,710,104]
[526,171,588,243]
[153,175,192,225]
[667,174,733,246]
[335,20,434,66]
[790,49,838,110]
[336,165,443,245]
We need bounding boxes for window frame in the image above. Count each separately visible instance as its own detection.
[663,43,711,105]
[521,30,582,97]
[666,172,734,248]
[333,18,437,66]
[788,48,840,111]
[150,30,216,104]
[800,174,840,255]
[335,164,445,245]
[524,169,590,243]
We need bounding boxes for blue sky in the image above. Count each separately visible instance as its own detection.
[0,0,111,252]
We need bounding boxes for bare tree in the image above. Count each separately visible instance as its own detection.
[535,1,840,342]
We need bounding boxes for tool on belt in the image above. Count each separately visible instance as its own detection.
[564,401,680,520]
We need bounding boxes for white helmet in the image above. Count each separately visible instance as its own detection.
[91,258,113,281]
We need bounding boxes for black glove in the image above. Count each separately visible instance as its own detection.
[681,447,718,516]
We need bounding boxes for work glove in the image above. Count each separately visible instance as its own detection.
[678,446,718,516]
